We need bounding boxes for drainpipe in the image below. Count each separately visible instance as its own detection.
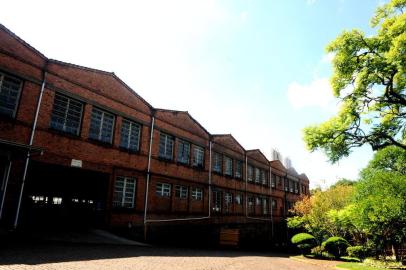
[143,114,155,226]
[208,140,212,218]
[14,68,47,229]
[244,153,248,218]
[269,163,274,238]
[0,158,12,220]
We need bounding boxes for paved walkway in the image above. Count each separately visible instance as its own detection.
[0,242,340,270]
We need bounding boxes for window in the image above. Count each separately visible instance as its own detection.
[224,156,233,176]
[272,199,277,210]
[192,145,204,168]
[50,93,83,135]
[0,73,22,118]
[260,169,266,185]
[89,107,115,143]
[235,194,243,205]
[213,152,222,173]
[295,182,299,194]
[191,187,203,200]
[159,132,174,160]
[289,180,294,193]
[224,192,233,213]
[255,167,260,183]
[212,190,222,212]
[235,160,243,179]
[262,198,268,215]
[156,182,171,197]
[284,178,289,191]
[256,197,261,206]
[271,174,276,188]
[177,139,190,164]
[175,185,188,199]
[248,196,254,212]
[120,119,141,151]
[113,176,136,208]
[247,165,253,182]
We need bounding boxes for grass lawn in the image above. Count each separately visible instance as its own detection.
[336,262,388,270]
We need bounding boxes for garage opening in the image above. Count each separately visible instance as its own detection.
[21,161,110,230]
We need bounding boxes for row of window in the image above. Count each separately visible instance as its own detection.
[158,133,205,168]
[0,72,309,194]
[156,182,204,200]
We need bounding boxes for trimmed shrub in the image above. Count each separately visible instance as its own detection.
[347,246,368,261]
[322,236,350,258]
[291,233,317,254]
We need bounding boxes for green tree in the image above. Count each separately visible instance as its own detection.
[304,0,406,163]
[287,184,354,244]
[354,148,406,261]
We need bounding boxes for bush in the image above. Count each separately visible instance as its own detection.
[322,236,350,258]
[291,233,317,254]
[347,246,368,261]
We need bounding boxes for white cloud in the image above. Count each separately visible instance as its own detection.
[321,52,335,63]
[287,77,337,110]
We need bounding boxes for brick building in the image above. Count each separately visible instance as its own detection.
[0,24,309,246]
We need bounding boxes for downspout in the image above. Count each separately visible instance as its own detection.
[143,113,155,225]
[0,158,12,220]
[14,68,47,229]
[270,163,274,238]
[244,153,248,218]
[208,140,212,218]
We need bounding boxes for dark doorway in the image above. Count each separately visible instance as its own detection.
[21,161,110,230]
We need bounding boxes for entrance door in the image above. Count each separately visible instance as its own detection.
[23,161,110,230]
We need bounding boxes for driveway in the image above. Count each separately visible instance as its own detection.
[0,242,338,270]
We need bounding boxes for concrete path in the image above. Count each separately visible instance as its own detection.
[0,242,340,270]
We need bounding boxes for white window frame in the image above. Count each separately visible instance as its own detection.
[120,119,141,151]
[0,72,23,118]
[235,160,243,178]
[255,167,260,183]
[159,132,174,160]
[213,152,222,173]
[175,185,188,199]
[192,145,204,168]
[113,176,136,208]
[191,187,203,200]
[247,165,254,182]
[50,93,83,135]
[89,107,115,143]
[224,156,233,176]
[177,139,190,164]
[156,182,171,197]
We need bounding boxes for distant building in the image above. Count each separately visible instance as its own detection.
[0,24,309,246]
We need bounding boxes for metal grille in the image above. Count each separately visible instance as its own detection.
[113,176,136,208]
[120,119,141,151]
[0,73,22,117]
[89,107,115,143]
[50,93,83,135]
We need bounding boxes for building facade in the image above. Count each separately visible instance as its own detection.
[0,24,310,246]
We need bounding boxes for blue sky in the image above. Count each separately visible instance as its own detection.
[0,0,384,188]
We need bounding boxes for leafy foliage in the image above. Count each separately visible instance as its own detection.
[304,0,406,163]
[291,233,318,254]
[322,237,350,258]
[347,246,368,261]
